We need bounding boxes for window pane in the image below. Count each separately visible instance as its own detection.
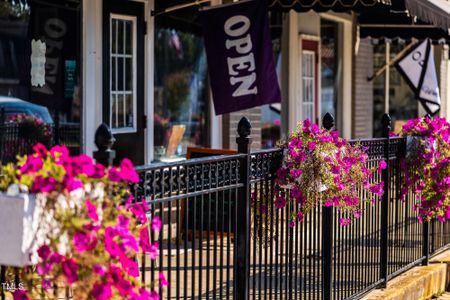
[112,18,117,54]
[111,16,135,131]
[321,19,339,121]
[112,57,116,91]
[126,58,132,91]
[125,94,133,127]
[118,20,124,54]
[372,43,418,136]
[154,17,209,161]
[117,57,124,91]
[125,21,132,55]
[0,0,82,159]
[112,94,118,128]
[116,94,124,128]
[261,24,282,149]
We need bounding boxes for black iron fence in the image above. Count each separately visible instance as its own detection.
[0,122,81,163]
[1,113,450,300]
[127,113,450,300]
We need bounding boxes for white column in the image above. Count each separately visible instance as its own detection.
[145,0,155,163]
[287,11,299,133]
[341,20,352,139]
[82,0,103,156]
[440,44,450,120]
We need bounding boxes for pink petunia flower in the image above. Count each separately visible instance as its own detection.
[159,271,169,286]
[378,160,387,172]
[274,196,286,209]
[73,231,98,252]
[62,258,78,284]
[91,282,112,300]
[152,216,162,232]
[12,289,30,300]
[119,158,140,183]
[86,200,99,222]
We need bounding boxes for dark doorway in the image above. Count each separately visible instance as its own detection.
[103,0,145,165]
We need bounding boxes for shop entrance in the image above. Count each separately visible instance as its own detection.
[103,0,145,165]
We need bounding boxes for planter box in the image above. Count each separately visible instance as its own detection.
[0,193,39,267]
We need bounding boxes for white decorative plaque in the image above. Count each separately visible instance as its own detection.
[30,39,46,87]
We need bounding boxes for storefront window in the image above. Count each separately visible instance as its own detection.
[261,12,282,149]
[0,0,82,156]
[320,19,340,122]
[373,43,418,137]
[154,5,209,161]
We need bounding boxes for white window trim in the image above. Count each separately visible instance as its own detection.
[110,13,138,134]
[294,34,320,131]
[320,13,352,139]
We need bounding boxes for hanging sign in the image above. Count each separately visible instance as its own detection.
[395,39,441,115]
[30,39,46,87]
[199,0,281,115]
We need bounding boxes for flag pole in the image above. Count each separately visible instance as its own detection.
[367,41,416,82]
[384,41,390,114]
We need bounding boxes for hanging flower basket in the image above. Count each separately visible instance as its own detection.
[400,116,450,222]
[274,119,384,226]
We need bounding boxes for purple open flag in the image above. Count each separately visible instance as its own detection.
[199,0,281,115]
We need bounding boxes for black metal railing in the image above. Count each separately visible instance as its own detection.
[0,122,81,163]
[1,113,450,300]
[125,113,449,300]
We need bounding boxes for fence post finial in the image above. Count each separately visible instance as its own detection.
[237,116,252,139]
[94,123,116,167]
[322,112,335,130]
[236,117,252,154]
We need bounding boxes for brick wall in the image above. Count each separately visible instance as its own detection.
[222,107,262,151]
[352,38,374,138]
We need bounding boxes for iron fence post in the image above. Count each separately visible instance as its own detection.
[322,112,334,300]
[380,113,391,288]
[422,220,430,265]
[235,117,252,300]
[422,114,431,265]
[93,123,116,167]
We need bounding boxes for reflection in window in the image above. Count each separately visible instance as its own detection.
[320,19,340,123]
[0,0,82,155]
[261,12,282,149]
[154,8,209,161]
[372,43,418,137]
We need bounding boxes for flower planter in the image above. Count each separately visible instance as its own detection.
[0,192,39,267]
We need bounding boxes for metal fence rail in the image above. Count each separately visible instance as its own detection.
[132,154,245,299]
[128,114,449,300]
[1,113,450,300]
[0,122,81,163]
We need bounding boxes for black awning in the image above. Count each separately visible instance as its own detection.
[268,0,391,13]
[358,4,450,44]
[404,0,450,32]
